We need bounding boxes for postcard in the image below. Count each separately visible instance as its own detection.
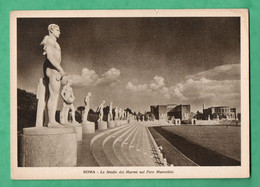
[10,9,249,179]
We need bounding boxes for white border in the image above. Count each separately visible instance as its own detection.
[10,9,250,179]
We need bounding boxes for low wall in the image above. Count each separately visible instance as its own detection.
[196,120,240,126]
[196,120,220,125]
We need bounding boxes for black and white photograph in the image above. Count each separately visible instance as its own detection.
[10,9,249,179]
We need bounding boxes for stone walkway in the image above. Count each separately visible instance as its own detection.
[77,121,164,166]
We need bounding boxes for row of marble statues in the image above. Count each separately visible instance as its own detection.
[62,82,130,125]
[35,24,131,128]
[20,23,134,167]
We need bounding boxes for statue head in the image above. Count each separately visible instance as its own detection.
[87,92,91,97]
[48,24,61,38]
[67,79,72,86]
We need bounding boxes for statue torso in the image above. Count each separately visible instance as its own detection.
[62,86,75,104]
[43,35,61,63]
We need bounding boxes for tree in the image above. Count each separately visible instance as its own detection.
[77,106,85,114]
[17,89,37,131]
[17,88,37,110]
[125,108,133,114]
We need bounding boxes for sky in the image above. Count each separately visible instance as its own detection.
[17,17,240,113]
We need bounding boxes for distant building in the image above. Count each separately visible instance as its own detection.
[203,106,237,120]
[150,104,191,120]
[150,105,167,120]
[168,105,191,120]
[237,113,241,121]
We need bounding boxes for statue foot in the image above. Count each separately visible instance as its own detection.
[48,122,64,128]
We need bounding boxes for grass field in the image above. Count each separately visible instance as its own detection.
[161,125,241,161]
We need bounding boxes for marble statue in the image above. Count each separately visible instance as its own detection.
[123,110,127,120]
[114,107,119,120]
[121,109,125,120]
[97,100,105,122]
[82,92,91,123]
[60,79,76,125]
[118,108,122,120]
[108,101,113,121]
[36,24,65,127]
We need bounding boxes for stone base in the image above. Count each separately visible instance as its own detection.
[115,120,121,127]
[20,127,77,167]
[107,121,115,128]
[98,121,107,130]
[82,122,95,134]
[63,123,82,141]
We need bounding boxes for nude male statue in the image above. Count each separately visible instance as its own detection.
[36,24,65,127]
[114,107,119,120]
[60,79,76,125]
[96,100,105,122]
[108,102,113,121]
[82,92,91,123]
[118,108,122,120]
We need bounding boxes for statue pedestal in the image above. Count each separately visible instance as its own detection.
[115,120,120,127]
[63,123,82,141]
[82,121,95,134]
[107,121,115,128]
[20,127,77,167]
[97,121,107,130]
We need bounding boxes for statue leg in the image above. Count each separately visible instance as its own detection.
[99,113,102,122]
[60,103,66,125]
[46,69,62,127]
[60,108,64,124]
[83,107,89,123]
[108,113,110,121]
[82,108,86,123]
[64,105,69,124]
[71,104,76,123]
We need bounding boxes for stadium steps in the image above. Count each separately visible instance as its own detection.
[121,125,141,166]
[90,121,161,166]
[112,124,138,166]
[103,124,137,166]
[90,122,131,166]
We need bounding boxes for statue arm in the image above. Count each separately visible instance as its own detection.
[40,36,48,55]
[71,92,75,100]
[60,87,66,99]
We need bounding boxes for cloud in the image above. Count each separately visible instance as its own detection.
[65,67,120,87]
[126,75,165,92]
[186,63,240,81]
[126,82,148,92]
[170,78,240,100]
[125,64,240,109]
[149,75,165,90]
[173,64,240,102]
[126,75,170,98]
[96,68,121,85]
